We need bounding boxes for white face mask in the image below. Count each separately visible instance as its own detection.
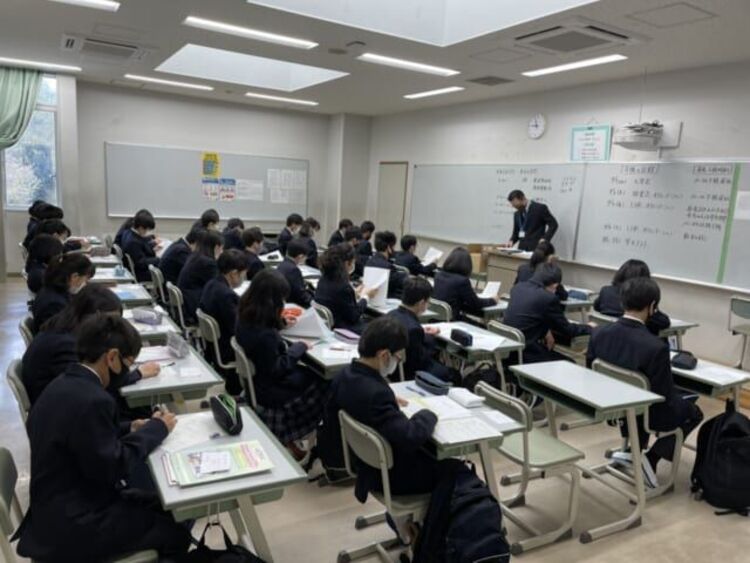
[379,353,399,378]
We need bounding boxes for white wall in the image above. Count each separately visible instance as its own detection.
[367,60,750,364]
[340,114,372,225]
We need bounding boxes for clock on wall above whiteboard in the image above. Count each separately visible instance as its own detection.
[528,113,547,139]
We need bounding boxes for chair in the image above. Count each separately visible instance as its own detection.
[18,315,34,348]
[230,337,258,410]
[311,302,334,330]
[428,298,452,322]
[475,382,584,555]
[165,282,199,343]
[6,361,30,424]
[111,243,123,260]
[591,359,682,499]
[486,321,525,394]
[394,264,410,275]
[728,295,750,368]
[104,234,113,249]
[196,309,236,372]
[148,265,169,306]
[0,447,158,563]
[337,411,430,563]
[589,311,617,327]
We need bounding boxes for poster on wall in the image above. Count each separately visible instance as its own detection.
[268,168,306,204]
[236,179,264,201]
[219,178,237,202]
[201,178,219,201]
[201,152,220,177]
[570,125,612,161]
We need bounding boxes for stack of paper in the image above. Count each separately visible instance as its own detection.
[447,387,485,407]
[363,267,390,307]
[281,308,331,340]
[478,282,501,299]
[421,247,443,266]
[433,417,500,443]
[401,395,472,420]
[136,346,174,363]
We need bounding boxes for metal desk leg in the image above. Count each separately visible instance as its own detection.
[237,495,274,562]
[734,384,741,406]
[545,401,559,439]
[479,442,500,501]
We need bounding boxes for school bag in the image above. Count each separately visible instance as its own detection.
[181,522,266,563]
[691,400,750,515]
[413,459,511,563]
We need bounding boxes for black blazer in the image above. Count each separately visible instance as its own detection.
[16,364,168,561]
[314,276,367,331]
[586,318,679,430]
[158,238,190,285]
[504,279,591,347]
[303,237,318,268]
[433,270,495,321]
[25,260,46,294]
[235,321,309,408]
[113,225,128,248]
[387,307,436,379]
[515,262,569,301]
[277,227,294,256]
[31,287,70,333]
[243,250,265,281]
[394,251,437,277]
[121,230,159,283]
[328,230,345,247]
[277,258,313,308]
[318,361,437,502]
[177,254,218,321]
[199,276,239,362]
[511,200,558,251]
[366,254,407,299]
[594,284,671,335]
[222,228,243,251]
[358,240,372,258]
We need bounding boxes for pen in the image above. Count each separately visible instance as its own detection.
[406,385,427,397]
[160,361,176,367]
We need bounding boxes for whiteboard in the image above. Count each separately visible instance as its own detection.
[720,165,750,288]
[105,142,308,221]
[409,164,585,259]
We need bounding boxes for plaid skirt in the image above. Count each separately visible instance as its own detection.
[258,378,331,444]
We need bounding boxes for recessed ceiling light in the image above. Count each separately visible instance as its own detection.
[404,86,465,100]
[357,52,459,77]
[124,74,214,91]
[0,56,81,72]
[522,54,627,77]
[47,0,120,12]
[183,16,318,50]
[245,92,318,106]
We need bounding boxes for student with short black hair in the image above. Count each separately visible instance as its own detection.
[121,209,159,282]
[328,218,353,247]
[158,227,203,285]
[587,277,703,488]
[16,314,191,561]
[299,221,319,268]
[193,208,220,232]
[394,234,438,277]
[29,218,84,253]
[366,230,408,299]
[199,249,248,396]
[222,218,245,250]
[278,213,304,256]
[26,200,48,237]
[23,204,66,249]
[235,269,329,458]
[241,226,266,281]
[359,220,375,255]
[315,243,377,332]
[25,234,64,294]
[514,240,568,301]
[32,254,95,332]
[503,262,591,363]
[388,277,458,383]
[177,230,223,321]
[305,216,321,232]
[113,210,148,249]
[433,247,498,321]
[277,239,314,308]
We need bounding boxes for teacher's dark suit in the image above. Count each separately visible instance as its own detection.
[511,200,558,251]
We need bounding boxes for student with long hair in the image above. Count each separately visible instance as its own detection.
[177,230,223,321]
[514,240,569,300]
[158,226,203,285]
[25,234,64,294]
[433,247,499,321]
[32,253,95,332]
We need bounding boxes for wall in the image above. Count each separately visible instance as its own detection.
[367,60,750,364]
[340,114,372,224]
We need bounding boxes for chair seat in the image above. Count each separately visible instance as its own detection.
[732,324,750,336]
[370,491,430,517]
[499,428,585,469]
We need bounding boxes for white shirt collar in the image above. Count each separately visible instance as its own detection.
[80,363,104,384]
[622,314,645,325]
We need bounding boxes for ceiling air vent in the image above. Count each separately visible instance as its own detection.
[466,76,513,86]
[514,18,647,55]
[61,34,149,61]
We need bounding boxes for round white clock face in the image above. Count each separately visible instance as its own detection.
[528,113,547,139]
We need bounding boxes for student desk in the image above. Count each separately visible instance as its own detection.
[89,254,121,267]
[148,409,307,563]
[297,336,359,380]
[510,361,662,544]
[590,312,699,349]
[108,283,154,307]
[123,306,180,344]
[121,346,222,410]
[481,301,508,321]
[90,267,135,284]
[670,352,750,404]
[560,298,595,322]
[298,265,321,279]
[260,253,284,267]
[366,298,440,322]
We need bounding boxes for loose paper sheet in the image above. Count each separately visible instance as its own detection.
[363,267,389,307]
[479,282,501,299]
[421,247,443,266]
[236,179,264,201]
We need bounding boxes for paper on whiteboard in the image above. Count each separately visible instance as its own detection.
[479,281,501,299]
[267,169,281,190]
[236,179,264,201]
[735,192,750,221]
[363,267,389,307]
[281,307,330,339]
[421,247,443,266]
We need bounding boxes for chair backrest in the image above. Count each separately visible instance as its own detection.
[428,298,452,322]
[18,315,34,348]
[311,302,334,329]
[166,282,188,331]
[123,253,136,276]
[149,264,168,305]
[196,309,234,370]
[0,446,22,563]
[231,337,258,409]
[394,264,410,275]
[487,321,525,362]
[339,410,395,508]
[104,234,113,248]
[589,311,617,326]
[730,296,750,321]
[18,242,28,263]
[475,381,533,432]
[591,359,649,391]
[6,360,30,424]
[111,243,123,260]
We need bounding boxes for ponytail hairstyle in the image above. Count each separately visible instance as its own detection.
[43,253,95,292]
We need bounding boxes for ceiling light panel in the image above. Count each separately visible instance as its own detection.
[245,92,318,106]
[157,44,348,92]
[404,86,465,99]
[357,53,459,76]
[522,53,627,77]
[183,16,318,50]
[124,74,214,91]
[0,56,81,72]
[47,0,120,12]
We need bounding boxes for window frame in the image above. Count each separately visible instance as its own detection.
[0,74,62,211]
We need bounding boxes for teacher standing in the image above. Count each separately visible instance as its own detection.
[505,189,558,251]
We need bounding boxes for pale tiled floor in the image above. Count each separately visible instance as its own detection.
[2,278,750,562]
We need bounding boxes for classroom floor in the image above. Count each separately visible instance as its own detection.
[2,278,749,563]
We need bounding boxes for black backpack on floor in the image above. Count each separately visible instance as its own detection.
[691,400,750,515]
[413,459,510,563]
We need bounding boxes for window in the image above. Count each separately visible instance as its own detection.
[1,76,59,209]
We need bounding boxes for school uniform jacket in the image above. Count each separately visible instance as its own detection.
[121,230,159,283]
[433,270,495,321]
[366,253,407,299]
[222,228,243,251]
[31,287,70,332]
[318,361,437,502]
[328,230,345,247]
[511,200,558,251]
[25,260,46,294]
[387,306,436,379]
[199,276,239,363]
[314,276,367,330]
[586,317,680,430]
[303,237,319,268]
[243,250,265,281]
[394,251,437,277]
[594,284,671,335]
[157,237,190,285]
[277,227,294,257]
[515,262,569,301]
[177,254,218,321]
[16,364,168,561]
[277,258,313,308]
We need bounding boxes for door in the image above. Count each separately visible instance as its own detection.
[375,162,408,237]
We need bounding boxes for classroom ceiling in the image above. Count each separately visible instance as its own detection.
[0,0,749,116]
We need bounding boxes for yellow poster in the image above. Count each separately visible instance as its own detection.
[202,152,220,177]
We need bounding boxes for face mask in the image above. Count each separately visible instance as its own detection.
[379,353,399,378]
